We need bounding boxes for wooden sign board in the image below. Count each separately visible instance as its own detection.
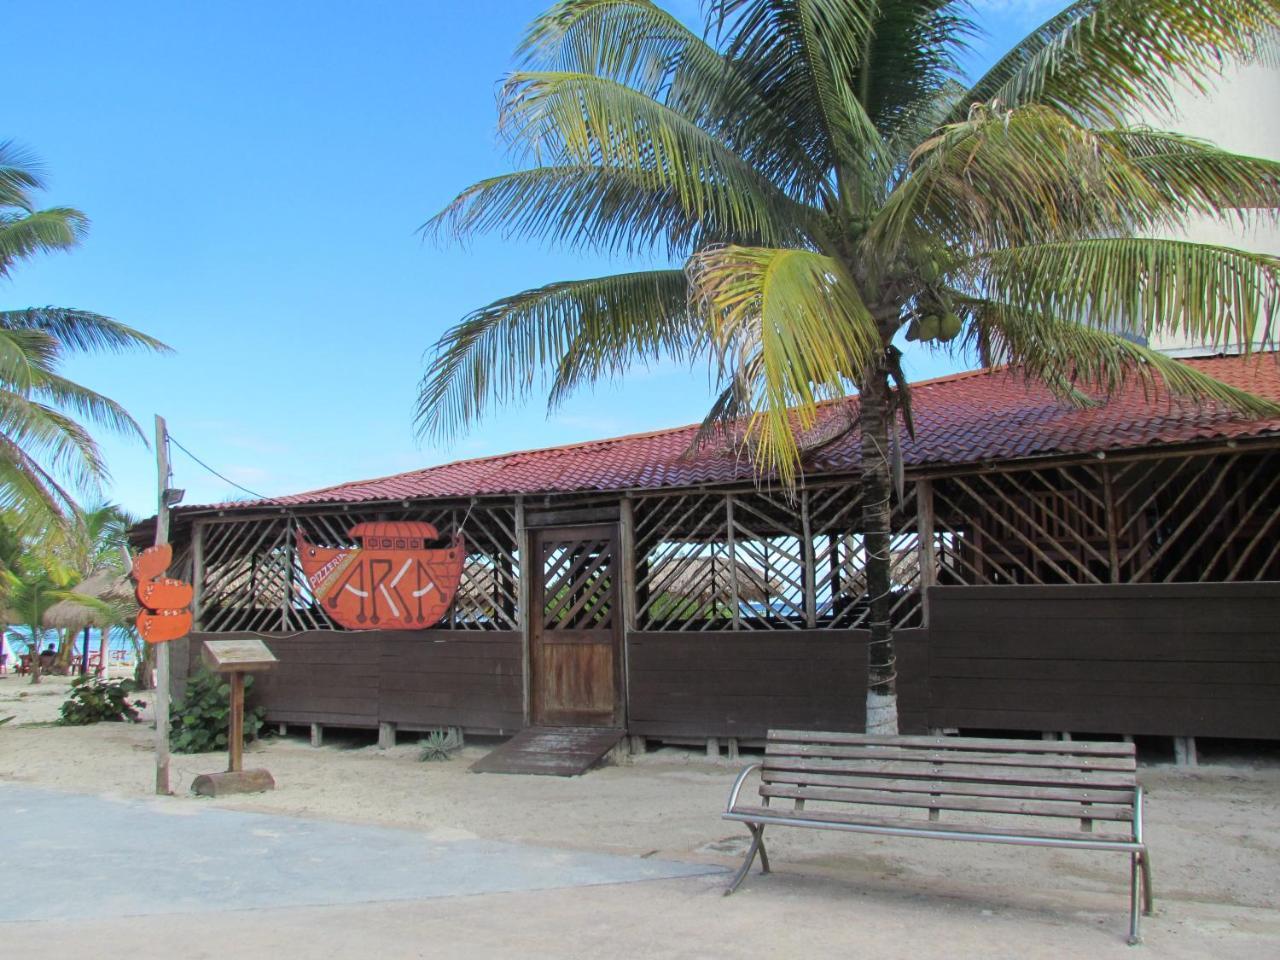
[201,638,278,673]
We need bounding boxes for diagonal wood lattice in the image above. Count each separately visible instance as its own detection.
[194,504,519,632]
[928,450,1280,585]
[632,484,923,632]
[540,535,614,630]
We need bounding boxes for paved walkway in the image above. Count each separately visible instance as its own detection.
[0,784,717,921]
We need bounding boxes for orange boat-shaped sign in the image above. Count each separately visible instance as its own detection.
[296,521,465,630]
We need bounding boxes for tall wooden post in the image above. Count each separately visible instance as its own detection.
[153,415,173,796]
[514,498,532,726]
[916,479,937,626]
[800,489,817,628]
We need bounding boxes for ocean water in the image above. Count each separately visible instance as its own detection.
[2,627,137,666]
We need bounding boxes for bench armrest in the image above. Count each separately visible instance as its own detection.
[725,762,763,814]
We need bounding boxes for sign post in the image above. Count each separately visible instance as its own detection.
[153,415,172,796]
[191,637,278,797]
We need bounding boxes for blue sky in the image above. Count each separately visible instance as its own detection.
[3,0,1065,517]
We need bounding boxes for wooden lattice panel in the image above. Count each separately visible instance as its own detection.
[1109,449,1280,583]
[540,533,614,629]
[634,492,734,630]
[931,464,1111,586]
[809,483,923,629]
[929,450,1280,586]
[633,484,922,631]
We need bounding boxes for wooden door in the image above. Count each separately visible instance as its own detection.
[531,524,622,727]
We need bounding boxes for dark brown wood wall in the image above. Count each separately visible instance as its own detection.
[626,629,929,739]
[184,631,523,735]
[926,583,1280,738]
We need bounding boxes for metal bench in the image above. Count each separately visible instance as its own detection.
[724,730,1154,944]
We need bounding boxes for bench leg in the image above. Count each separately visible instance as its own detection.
[724,824,768,896]
[1127,851,1145,945]
[1140,849,1154,916]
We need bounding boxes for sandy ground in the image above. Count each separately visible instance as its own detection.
[1,672,1278,959]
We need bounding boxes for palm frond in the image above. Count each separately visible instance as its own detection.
[498,70,825,244]
[0,308,172,355]
[0,140,46,211]
[687,244,881,484]
[0,431,78,519]
[960,0,1280,126]
[27,370,146,440]
[415,270,696,442]
[977,238,1280,351]
[0,328,60,394]
[424,163,777,256]
[1098,129,1280,222]
[969,298,1280,418]
[0,208,89,277]
[710,1,889,212]
[519,0,829,202]
[0,390,108,490]
[872,102,1267,254]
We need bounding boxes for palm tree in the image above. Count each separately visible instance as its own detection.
[44,502,137,673]
[417,1,1280,733]
[3,541,111,685]
[1,141,171,520]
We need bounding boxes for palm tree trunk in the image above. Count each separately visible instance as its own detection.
[860,366,898,735]
[28,625,43,685]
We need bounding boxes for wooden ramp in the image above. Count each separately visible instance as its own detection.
[470,727,626,777]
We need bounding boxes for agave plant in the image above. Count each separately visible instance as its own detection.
[418,1,1280,732]
[1,141,170,520]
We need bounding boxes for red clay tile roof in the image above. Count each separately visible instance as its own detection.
[189,353,1280,512]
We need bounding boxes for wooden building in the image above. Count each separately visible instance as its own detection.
[145,355,1280,749]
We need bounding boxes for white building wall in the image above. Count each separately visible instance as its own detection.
[1138,60,1280,357]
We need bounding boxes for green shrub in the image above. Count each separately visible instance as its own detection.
[169,668,265,754]
[58,675,139,725]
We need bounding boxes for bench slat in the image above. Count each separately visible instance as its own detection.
[766,743,1137,772]
[762,770,1135,804]
[768,730,1135,757]
[763,756,1137,789]
[727,805,1137,845]
[759,783,1134,822]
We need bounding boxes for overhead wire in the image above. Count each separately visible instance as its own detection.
[166,432,268,501]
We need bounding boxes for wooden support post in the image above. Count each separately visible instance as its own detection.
[310,723,323,748]
[915,479,936,625]
[725,497,740,630]
[1174,736,1198,767]
[800,490,817,628]
[514,498,532,727]
[153,415,173,796]
[629,735,646,756]
[727,738,739,761]
[378,722,396,750]
[1102,463,1121,583]
[706,737,719,759]
[619,496,637,730]
[191,521,205,631]
[228,672,245,773]
[278,722,288,737]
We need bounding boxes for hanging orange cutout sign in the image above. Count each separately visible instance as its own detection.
[132,543,194,644]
